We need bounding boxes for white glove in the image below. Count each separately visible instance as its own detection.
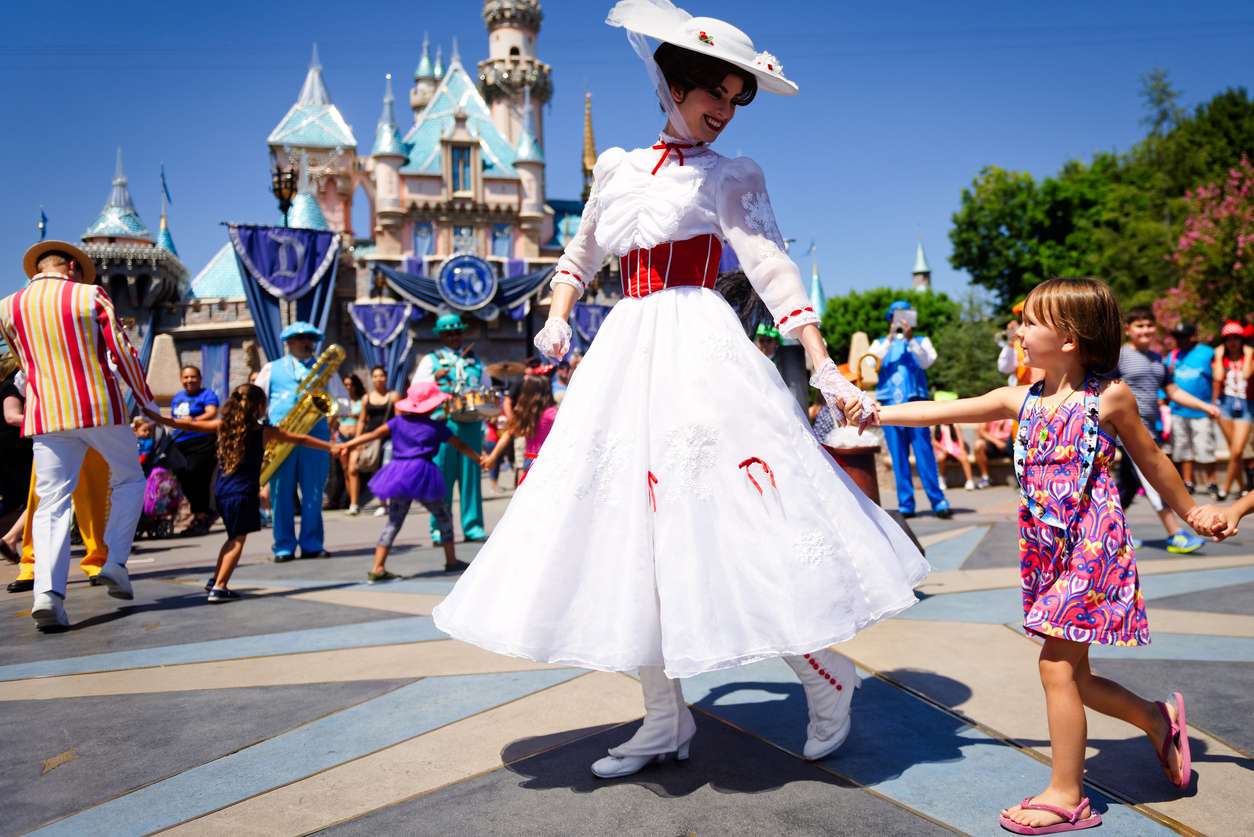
[534,317,572,360]
[810,359,878,433]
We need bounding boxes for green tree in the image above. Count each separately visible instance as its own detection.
[819,287,959,367]
[949,82,1254,313]
[929,292,1010,398]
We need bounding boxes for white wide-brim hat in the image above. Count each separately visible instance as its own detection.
[607,0,798,96]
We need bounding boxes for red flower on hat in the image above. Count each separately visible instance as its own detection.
[698,30,714,46]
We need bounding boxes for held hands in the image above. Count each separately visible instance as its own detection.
[1186,504,1230,540]
[533,317,572,360]
[810,360,878,433]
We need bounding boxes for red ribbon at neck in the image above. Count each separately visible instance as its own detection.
[651,141,696,176]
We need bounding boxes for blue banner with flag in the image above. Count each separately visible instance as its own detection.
[348,302,418,391]
[228,224,340,362]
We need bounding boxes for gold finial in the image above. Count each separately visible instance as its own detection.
[582,91,597,174]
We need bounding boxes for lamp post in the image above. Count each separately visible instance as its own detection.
[270,153,298,227]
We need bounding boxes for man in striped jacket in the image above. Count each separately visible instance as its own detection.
[0,240,152,631]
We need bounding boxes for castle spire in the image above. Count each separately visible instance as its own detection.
[912,240,932,289]
[808,261,826,315]
[433,45,444,78]
[514,85,543,163]
[297,43,331,107]
[371,74,405,158]
[450,36,460,66]
[83,146,152,242]
[415,33,433,79]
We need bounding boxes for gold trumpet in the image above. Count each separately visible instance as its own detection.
[260,343,345,484]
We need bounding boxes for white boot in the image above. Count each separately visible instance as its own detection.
[96,562,133,600]
[591,666,696,778]
[785,648,858,760]
[31,592,69,630]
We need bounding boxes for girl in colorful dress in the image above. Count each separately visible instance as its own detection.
[481,374,557,486]
[864,278,1225,834]
[433,0,927,779]
[340,381,479,581]
[147,384,337,602]
[1212,320,1253,499]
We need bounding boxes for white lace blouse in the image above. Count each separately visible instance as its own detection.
[552,134,821,336]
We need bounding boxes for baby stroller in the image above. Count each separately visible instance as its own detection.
[137,425,186,540]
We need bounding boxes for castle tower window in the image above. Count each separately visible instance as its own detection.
[453,225,477,254]
[413,221,434,257]
[491,224,513,258]
[451,146,473,194]
[509,46,520,57]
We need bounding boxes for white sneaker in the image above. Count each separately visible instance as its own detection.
[31,592,69,630]
[938,477,948,490]
[345,505,361,516]
[786,649,858,760]
[95,562,134,600]
[373,506,387,517]
[963,479,976,491]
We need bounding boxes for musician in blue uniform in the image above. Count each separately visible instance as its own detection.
[412,313,486,542]
[868,301,951,519]
[255,322,349,561]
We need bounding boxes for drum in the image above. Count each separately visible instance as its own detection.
[449,386,503,421]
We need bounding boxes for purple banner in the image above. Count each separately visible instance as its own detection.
[348,302,414,347]
[228,224,340,300]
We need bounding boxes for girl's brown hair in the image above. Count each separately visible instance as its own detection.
[506,375,556,440]
[218,384,267,476]
[1022,277,1123,374]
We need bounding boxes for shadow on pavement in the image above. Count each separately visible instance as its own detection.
[500,714,854,797]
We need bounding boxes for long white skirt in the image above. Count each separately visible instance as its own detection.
[432,287,929,678]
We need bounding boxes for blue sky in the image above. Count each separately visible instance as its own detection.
[1,1,1251,300]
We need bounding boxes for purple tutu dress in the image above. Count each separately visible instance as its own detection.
[367,414,451,503]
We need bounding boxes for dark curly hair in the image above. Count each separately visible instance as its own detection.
[654,42,757,106]
[218,384,267,476]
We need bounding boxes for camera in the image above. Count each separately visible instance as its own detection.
[891,308,917,337]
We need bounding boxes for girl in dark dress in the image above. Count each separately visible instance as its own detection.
[148,384,337,602]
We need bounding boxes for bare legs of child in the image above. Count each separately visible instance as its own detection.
[1001,637,1188,830]
[370,498,469,582]
[207,535,246,603]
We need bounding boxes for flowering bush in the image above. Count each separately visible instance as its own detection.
[1156,157,1254,334]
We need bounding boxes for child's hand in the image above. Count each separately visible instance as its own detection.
[1216,507,1241,540]
[329,443,342,458]
[1186,504,1229,540]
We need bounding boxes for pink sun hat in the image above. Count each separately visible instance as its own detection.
[395,381,450,415]
[1220,320,1246,338]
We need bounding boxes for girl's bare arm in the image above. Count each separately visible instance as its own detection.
[144,408,221,434]
[264,426,335,453]
[340,423,389,451]
[1105,382,1197,522]
[878,387,1022,427]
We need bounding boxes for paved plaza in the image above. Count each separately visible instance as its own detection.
[1,477,1251,836]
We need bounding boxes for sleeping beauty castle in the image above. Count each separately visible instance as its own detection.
[80,0,606,399]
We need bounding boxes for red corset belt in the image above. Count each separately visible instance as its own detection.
[619,234,722,299]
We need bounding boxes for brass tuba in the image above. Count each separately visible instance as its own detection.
[260,343,345,484]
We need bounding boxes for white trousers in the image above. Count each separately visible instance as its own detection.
[32,425,145,597]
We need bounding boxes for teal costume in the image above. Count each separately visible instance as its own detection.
[424,315,486,542]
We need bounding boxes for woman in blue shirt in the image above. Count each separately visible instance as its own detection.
[170,365,220,535]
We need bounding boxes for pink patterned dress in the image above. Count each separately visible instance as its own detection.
[1015,377,1150,646]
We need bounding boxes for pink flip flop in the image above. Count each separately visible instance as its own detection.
[999,797,1102,835]
[1155,691,1192,789]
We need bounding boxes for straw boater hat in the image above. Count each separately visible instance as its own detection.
[607,0,798,96]
[23,240,96,285]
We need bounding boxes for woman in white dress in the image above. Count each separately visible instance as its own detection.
[432,0,929,778]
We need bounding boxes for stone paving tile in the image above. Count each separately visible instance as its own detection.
[318,716,954,837]
[1152,579,1254,616]
[0,579,396,667]
[1084,659,1254,755]
[1,680,410,837]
